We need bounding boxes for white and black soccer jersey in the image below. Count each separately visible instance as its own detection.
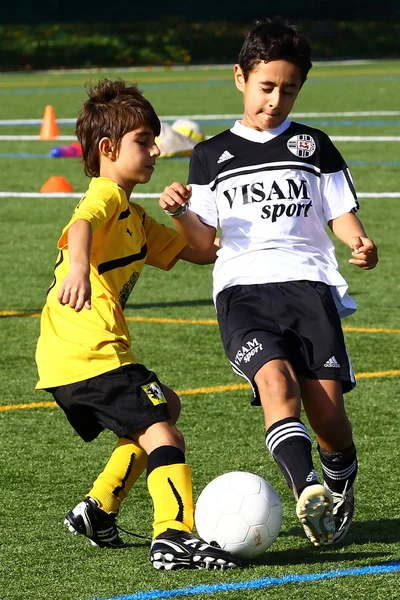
[188,120,359,317]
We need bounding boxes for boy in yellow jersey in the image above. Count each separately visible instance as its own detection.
[35,79,240,571]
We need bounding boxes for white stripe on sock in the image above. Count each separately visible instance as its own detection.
[266,423,311,450]
[322,461,357,480]
[266,428,312,454]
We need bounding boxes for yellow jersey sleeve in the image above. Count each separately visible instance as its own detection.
[58,188,120,249]
[131,204,186,270]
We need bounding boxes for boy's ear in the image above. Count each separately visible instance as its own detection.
[234,64,246,92]
[99,137,116,159]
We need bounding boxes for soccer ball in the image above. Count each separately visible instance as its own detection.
[195,471,282,560]
[171,119,205,144]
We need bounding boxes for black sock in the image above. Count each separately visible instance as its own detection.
[265,417,319,498]
[147,446,185,478]
[318,443,358,494]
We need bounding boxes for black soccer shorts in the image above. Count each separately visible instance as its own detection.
[48,363,171,442]
[216,280,355,405]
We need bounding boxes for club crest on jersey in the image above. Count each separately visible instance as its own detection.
[287,134,316,158]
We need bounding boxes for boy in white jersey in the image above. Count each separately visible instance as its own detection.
[159,18,378,547]
[35,79,240,571]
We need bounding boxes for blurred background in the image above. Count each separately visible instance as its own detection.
[1,0,400,71]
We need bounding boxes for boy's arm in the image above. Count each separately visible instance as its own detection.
[159,182,216,251]
[177,239,220,265]
[57,219,92,311]
[328,211,378,270]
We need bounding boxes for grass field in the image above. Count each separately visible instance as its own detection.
[0,60,399,600]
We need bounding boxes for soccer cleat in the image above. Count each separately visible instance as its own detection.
[64,497,124,548]
[325,481,355,544]
[296,483,334,546]
[150,528,241,570]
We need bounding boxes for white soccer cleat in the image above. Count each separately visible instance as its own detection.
[296,484,334,546]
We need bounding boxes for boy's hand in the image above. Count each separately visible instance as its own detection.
[349,236,378,270]
[57,267,92,311]
[159,182,192,214]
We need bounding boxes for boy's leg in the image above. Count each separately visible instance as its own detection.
[88,437,147,512]
[64,384,182,547]
[135,420,240,570]
[64,437,146,547]
[301,378,357,543]
[256,360,334,546]
[86,384,181,514]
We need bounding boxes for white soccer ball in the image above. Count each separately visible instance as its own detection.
[171,119,205,143]
[195,471,282,560]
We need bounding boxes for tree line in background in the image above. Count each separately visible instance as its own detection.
[1,19,400,71]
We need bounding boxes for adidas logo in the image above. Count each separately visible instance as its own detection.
[217,150,234,163]
[324,356,341,368]
[306,469,318,482]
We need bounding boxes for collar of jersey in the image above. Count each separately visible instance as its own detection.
[90,176,122,190]
[231,119,291,143]
[89,176,128,200]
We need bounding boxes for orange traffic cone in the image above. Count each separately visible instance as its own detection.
[40,176,74,193]
[40,105,60,140]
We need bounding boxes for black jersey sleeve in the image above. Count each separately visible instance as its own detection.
[188,145,210,185]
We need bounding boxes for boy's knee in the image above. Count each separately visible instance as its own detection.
[133,421,185,455]
[255,360,299,397]
[161,384,181,423]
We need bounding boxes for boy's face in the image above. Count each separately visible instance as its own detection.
[101,126,160,187]
[234,59,302,131]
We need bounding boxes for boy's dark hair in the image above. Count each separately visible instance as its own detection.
[238,17,312,83]
[76,79,161,177]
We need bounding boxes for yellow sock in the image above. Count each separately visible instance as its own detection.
[147,463,194,538]
[88,438,147,514]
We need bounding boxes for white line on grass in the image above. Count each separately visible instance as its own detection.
[1,111,400,125]
[2,135,400,142]
[1,192,399,199]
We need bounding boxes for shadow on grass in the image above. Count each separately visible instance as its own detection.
[125,298,214,310]
[250,550,393,568]
[0,298,215,316]
[120,541,150,549]
[246,518,400,567]
[282,518,400,546]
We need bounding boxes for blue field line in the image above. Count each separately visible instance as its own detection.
[1,74,400,97]
[0,87,83,95]
[93,562,400,600]
[0,153,50,158]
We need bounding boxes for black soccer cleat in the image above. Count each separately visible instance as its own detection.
[64,497,124,548]
[325,481,355,544]
[150,528,242,570]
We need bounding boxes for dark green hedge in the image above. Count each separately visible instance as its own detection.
[1,19,400,71]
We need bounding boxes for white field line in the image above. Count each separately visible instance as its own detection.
[1,111,400,126]
[330,136,400,142]
[1,192,399,199]
[1,135,400,142]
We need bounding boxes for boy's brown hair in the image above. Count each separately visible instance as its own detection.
[76,78,161,177]
[239,17,312,84]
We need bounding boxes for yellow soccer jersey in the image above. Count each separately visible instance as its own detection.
[36,177,186,389]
